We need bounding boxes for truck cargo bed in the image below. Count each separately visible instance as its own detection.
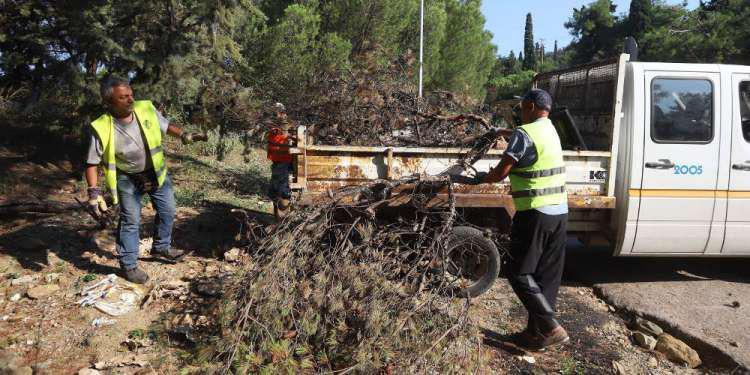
[289,128,615,210]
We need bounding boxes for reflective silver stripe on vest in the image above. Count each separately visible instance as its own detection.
[510,166,566,179]
[511,185,566,198]
[150,145,163,155]
[155,164,167,179]
[107,163,117,171]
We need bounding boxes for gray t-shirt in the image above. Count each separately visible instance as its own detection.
[503,119,568,215]
[86,110,170,173]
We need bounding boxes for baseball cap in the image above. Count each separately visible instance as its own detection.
[521,89,552,111]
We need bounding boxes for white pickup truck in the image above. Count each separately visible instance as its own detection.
[288,54,750,257]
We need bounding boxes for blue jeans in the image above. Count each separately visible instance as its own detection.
[116,172,176,270]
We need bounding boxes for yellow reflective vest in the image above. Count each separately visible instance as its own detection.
[90,100,167,204]
[508,118,567,211]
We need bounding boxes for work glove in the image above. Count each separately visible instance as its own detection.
[443,164,466,176]
[87,187,108,219]
[473,172,488,185]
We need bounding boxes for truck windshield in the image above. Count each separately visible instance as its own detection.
[651,78,713,143]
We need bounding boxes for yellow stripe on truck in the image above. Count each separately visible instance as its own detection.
[628,189,750,198]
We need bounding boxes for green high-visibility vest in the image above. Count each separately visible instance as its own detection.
[508,118,566,211]
[90,100,167,204]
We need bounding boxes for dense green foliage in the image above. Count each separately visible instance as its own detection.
[0,0,497,134]
[3,1,750,132]
[564,0,750,64]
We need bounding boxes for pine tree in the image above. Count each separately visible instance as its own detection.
[523,13,536,70]
[505,50,518,74]
[627,0,653,40]
[553,40,559,60]
[431,0,497,100]
[564,0,619,64]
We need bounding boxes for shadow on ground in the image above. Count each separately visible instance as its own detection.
[173,201,273,258]
[563,240,750,285]
[0,216,120,275]
[481,288,621,374]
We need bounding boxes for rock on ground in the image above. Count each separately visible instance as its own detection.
[77,369,101,375]
[631,317,663,337]
[26,284,60,300]
[633,331,657,350]
[13,367,33,375]
[223,247,241,262]
[566,246,750,370]
[655,333,702,368]
[10,275,37,286]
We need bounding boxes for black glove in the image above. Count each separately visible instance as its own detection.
[473,172,488,184]
[87,187,108,219]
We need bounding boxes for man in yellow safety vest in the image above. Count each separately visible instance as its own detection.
[85,76,202,284]
[477,89,569,350]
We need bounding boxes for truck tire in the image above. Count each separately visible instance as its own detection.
[442,226,500,298]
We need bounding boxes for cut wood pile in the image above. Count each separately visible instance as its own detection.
[243,55,504,148]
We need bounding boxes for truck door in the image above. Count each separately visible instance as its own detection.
[633,72,720,253]
[723,75,750,254]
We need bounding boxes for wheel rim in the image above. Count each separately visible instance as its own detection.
[443,239,490,288]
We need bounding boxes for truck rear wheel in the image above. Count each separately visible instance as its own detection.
[442,226,501,298]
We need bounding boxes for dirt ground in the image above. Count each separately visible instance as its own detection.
[0,136,737,374]
[565,245,750,372]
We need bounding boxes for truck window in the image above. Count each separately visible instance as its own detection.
[651,78,713,143]
[740,81,750,142]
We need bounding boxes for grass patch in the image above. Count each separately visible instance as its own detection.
[560,356,584,375]
[167,133,271,212]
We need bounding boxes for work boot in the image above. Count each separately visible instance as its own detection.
[538,325,569,349]
[151,248,186,263]
[515,325,569,351]
[123,267,149,284]
[277,198,290,219]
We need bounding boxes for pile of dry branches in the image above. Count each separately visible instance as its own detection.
[236,52,497,148]
[300,73,493,146]
[214,133,504,373]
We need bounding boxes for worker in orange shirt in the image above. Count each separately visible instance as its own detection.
[266,102,296,220]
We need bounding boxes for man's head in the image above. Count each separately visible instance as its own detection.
[100,76,134,118]
[520,89,552,124]
[272,102,287,120]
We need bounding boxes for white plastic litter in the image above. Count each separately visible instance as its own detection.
[76,274,143,316]
[91,316,116,327]
[518,355,536,364]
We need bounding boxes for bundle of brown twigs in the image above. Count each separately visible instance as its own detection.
[215,130,504,373]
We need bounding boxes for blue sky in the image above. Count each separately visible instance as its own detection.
[480,0,700,56]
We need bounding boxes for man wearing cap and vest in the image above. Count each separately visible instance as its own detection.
[85,76,203,284]
[265,102,296,221]
[477,88,569,350]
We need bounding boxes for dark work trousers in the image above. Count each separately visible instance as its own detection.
[268,162,292,200]
[506,209,567,334]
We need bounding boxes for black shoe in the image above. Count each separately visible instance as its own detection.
[123,267,149,284]
[151,248,185,263]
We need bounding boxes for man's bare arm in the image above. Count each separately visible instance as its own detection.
[85,165,99,187]
[482,154,516,183]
